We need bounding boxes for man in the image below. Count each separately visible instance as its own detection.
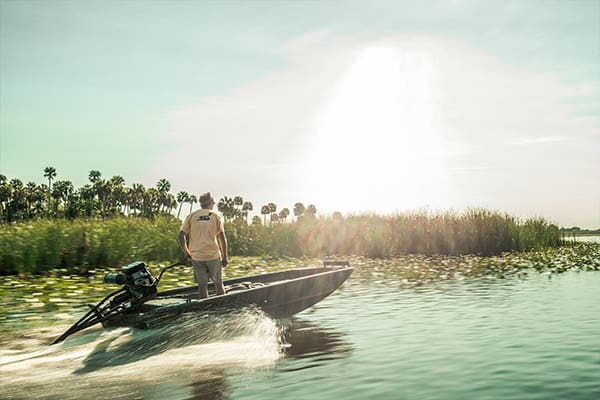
[178,192,228,298]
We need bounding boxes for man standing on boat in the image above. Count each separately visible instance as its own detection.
[178,192,228,299]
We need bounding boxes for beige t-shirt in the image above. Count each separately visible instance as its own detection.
[180,209,224,261]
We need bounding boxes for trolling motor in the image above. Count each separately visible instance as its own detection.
[104,261,157,303]
[52,258,187,344]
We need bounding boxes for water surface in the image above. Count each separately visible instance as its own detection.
[1,269,599,400]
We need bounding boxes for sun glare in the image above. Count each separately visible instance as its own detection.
[304,45,449,214]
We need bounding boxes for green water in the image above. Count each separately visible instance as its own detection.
[232,271,600,400]
[1,262,599,399]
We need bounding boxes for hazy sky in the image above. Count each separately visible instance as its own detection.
[1,0,599,228]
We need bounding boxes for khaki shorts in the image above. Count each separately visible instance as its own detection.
[192,258,223,285]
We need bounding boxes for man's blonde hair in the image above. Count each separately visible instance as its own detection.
[199,192,215,208]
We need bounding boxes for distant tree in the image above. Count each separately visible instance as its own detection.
[80,184,96,217]
[43,167,57,216]
[233,196,243,208]
[51,180,74,217]
[268,202,277,214]
[261,204,270,225]
[7,179,25,221]
[130,183,145,216]
[141,187,160,218]
[88,170,101,184]
[217,196,235,221]
[107,176,126,216]
[332,211,343,220]
[24,181,38,218]
[176,191,189,219]
[294,202,306,220]
[278,208,290,223]
[188,194,197,214]
[242,201,253,223]
[156,178,171,193]
[306,204,317,219]
[43,166,57,191]
[0,175,8,222]
[252,215,262,225]
[156,179,171,214]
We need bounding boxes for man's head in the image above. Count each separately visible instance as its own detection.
[199,192,215,209]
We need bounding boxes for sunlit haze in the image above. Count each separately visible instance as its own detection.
[1,1,598,227]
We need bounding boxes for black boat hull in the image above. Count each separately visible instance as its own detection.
[103,266,353,328]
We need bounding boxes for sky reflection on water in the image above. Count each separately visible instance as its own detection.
[1,266,600,400]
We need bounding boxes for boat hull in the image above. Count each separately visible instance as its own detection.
[103,266,353,328]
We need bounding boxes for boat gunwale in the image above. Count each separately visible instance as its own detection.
[153,265,353,301]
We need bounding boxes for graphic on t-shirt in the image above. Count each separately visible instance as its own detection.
[196,212,212,222]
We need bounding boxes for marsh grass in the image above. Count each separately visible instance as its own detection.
[232,209,562,259]
[0,217,181,275]
[0,210,562,275]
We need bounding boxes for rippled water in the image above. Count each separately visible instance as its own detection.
[2,271,600,400]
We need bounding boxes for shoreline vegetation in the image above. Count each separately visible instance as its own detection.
[2,168,596,278]
[0,209,577,276]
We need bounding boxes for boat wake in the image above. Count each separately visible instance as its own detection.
[0,307,282,400]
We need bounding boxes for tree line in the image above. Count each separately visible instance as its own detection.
[0,167,318,224]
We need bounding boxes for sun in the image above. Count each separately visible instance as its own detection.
[302,44,449,215]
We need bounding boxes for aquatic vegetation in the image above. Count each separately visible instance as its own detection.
[0,243,597,346]
[0,217,181,275]
[0,210,567,275]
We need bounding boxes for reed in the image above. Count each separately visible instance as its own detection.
[237,209,562,259]
[0,217,181,275]
[0,210,563,275]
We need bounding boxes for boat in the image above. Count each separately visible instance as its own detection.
[52,260,353,344]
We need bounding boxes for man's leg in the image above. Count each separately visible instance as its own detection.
[198,283,209,299]
[192,261,210,299]
[207,258,226,295]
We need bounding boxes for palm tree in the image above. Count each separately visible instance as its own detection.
[142,188,160,218]
[233,196,243,208]
[156,178,171,193]
[51,180,74,217]
[176,191,189,219]
[43,167,57,191]
[242,201,253,223]
[7,179,25,221]
[80,184,96,217]
[261,204,270,225]
[294,202,306,220]
[130,183,146,216]
[25,181,38,218]
[156,179,171,214]
[43,167,56,216]
[233,196,244,220]
[88,170,101,184]
[0,174,7,222]
[252,215,262,225]
[218,196,235,221]
[164,193,177,215]
[108,176,125,216]
[188,194,197,214]
[268,202,277,214]
[278,207,290,223]
[306,204,317,219]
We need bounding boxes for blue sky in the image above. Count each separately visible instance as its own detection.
[1,0,599,227]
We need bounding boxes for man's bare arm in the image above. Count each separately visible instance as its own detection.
[178,231,191,258]
[218,231,228,266]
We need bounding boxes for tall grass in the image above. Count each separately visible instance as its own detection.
[0,210,562,275]
[232,209,562,259]
[0,217,181,275]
